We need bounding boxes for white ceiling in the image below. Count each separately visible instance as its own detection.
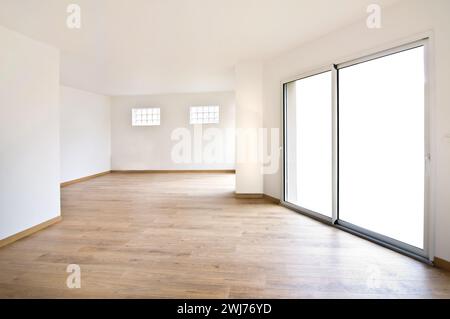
[0,0,401,95]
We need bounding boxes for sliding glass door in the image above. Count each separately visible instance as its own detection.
[282,40,428,258]
[337,44,426,251]
[284,71,332,219]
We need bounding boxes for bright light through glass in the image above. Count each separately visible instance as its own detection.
[339,46,425,248]
[285,71,332,217]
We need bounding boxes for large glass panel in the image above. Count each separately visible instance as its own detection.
[285,71,332,217]
[338,46,425,249]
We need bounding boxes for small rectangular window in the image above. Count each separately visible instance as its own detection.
[190,106,219,124]
[132,108,160,126]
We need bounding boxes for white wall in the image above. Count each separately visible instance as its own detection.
[262,0,450,260]
[235,61,264,194]
[111,92,235,170]
[0,25,60,239]
[60,86,111,183]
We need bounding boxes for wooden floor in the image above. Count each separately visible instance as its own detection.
[0,172,449,298]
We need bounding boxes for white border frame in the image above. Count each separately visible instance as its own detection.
[280,31,435,262]
[336,38,431,260]
[281,65,334,224]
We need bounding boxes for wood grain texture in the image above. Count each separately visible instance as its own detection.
[263,194,281,204]
[434,257,450,272]
[0,216,61,248]
[110,170,235,174]
[235,193,264,199]
[61,171,111,187]
[0,172,449,298]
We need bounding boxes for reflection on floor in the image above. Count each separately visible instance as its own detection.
[0,172,449,298]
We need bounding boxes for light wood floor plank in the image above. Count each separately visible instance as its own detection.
[0,172,449,298]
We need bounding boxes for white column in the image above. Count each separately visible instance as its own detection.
[234,60,264,195]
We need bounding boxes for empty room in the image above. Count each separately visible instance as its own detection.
[1,0,450,305]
